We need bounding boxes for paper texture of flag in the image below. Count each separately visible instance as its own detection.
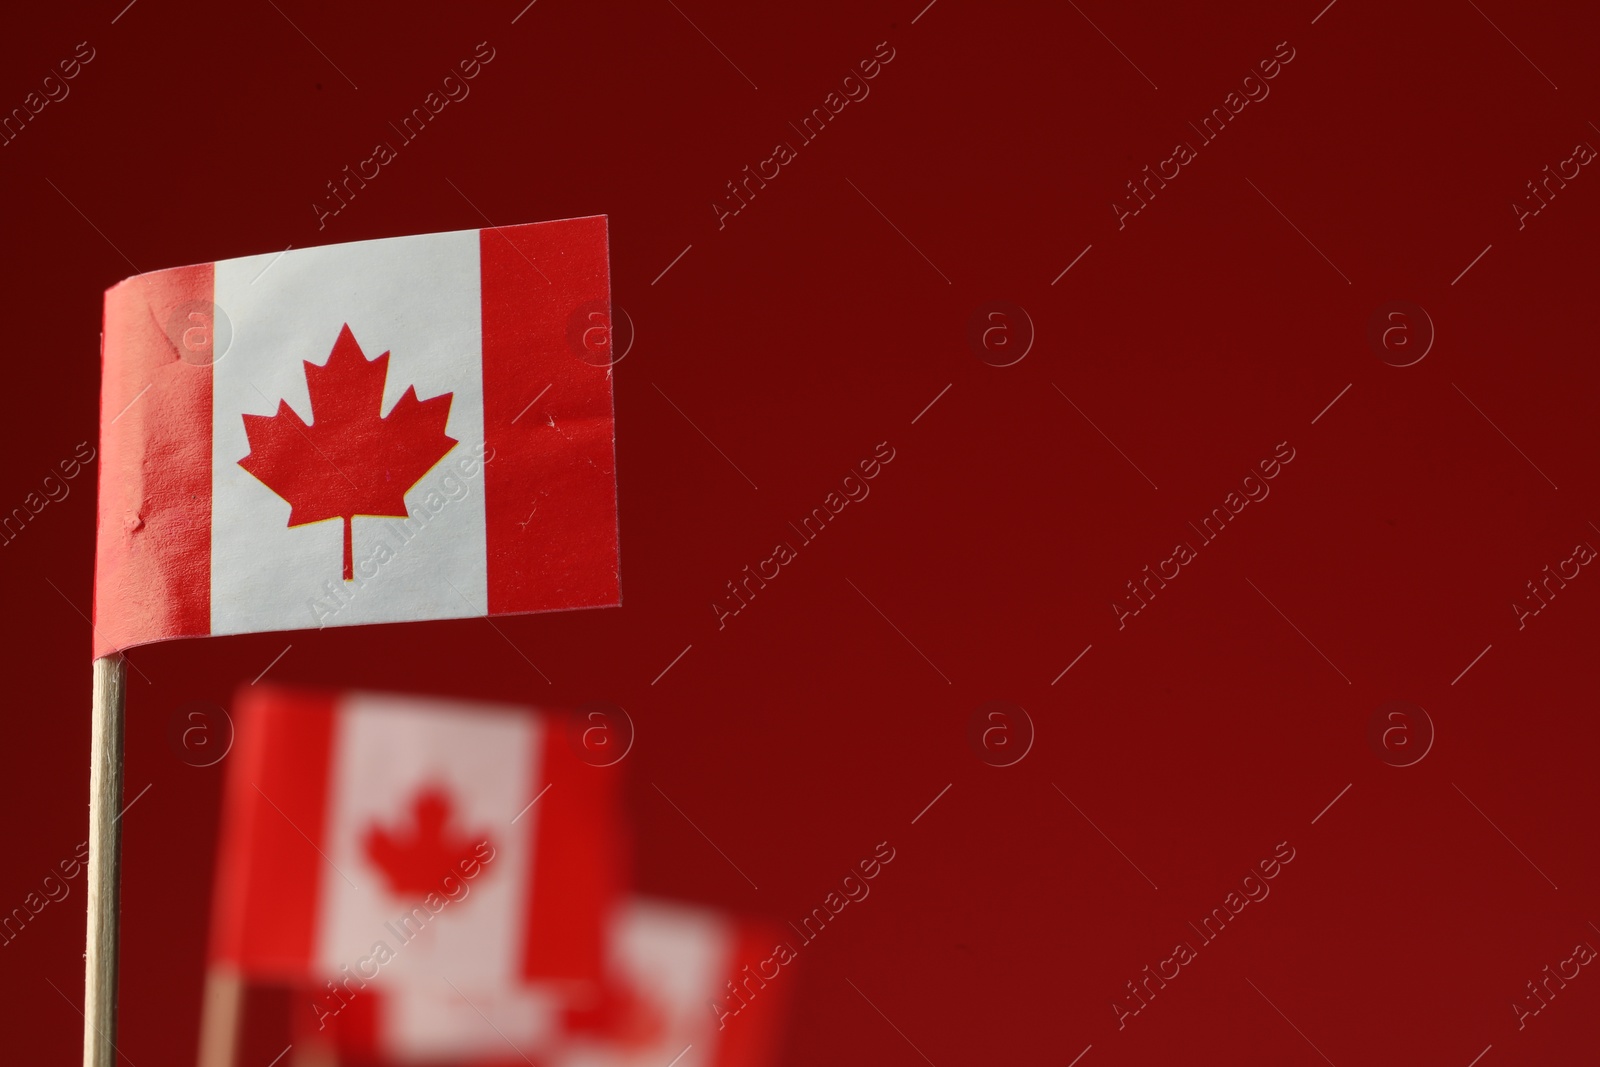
[207,686,628,1000]
[301,899,789,1067]
[93,216,619,656]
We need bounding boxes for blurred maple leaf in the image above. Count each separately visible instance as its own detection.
[239,324,457,579]
[363,786,491,898]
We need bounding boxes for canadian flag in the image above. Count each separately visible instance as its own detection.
[300,899,789,1067]
[551,900,789,1067]
[94,217,619,656]
[207,685,628,1021]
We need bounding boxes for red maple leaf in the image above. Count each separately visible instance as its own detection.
[239,324,457,579]
[363,786,492,898]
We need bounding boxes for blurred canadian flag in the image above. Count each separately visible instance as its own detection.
[206,685,628,1009]
[298,899,789,1067]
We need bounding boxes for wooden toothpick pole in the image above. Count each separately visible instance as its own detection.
[85,654,127,1067]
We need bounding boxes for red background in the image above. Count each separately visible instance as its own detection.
[3,0,1599,1063]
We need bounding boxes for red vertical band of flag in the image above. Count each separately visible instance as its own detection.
[208,686,336,976]
[481,217,620,615]
[94,264,213,656]
[715,922,790,1067]
[522,723,629,982]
